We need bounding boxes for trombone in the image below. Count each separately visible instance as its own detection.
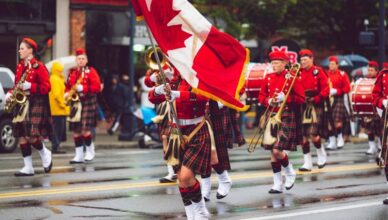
[248,63,301,153]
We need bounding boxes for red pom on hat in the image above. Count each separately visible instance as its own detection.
[269,51,289,61]
[368,61,378,68]
[22,38,38,51]
[299,49,313,57]
[329,56,339,64]
[75,48,87,56]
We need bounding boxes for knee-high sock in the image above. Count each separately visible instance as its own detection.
[20,143,32,157]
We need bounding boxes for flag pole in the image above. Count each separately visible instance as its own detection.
[145,24,184,140]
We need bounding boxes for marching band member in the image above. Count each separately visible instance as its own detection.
[149,72,211,219]
[66,48,101,163]
[258,51,305,193]
[298,49,329,171]
[5,38,53,176]
[362,61,381,155]
[372,67,388,205]
[201,100,233,201]
[144,66,177,183]
[325,56,351,150]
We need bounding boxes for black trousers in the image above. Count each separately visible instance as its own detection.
[50,116,67,150]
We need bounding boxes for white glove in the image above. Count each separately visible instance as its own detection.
[168,91,180,102]
[164,71,174,80]
[154,84,167,95]
[19,81,31,91]
[275,92,285,103]
[76,85,83,92]
[383,99,388,108]
[330,88,337,96]
[150,73,158,83]
[5,92,12,101]
[268,98,276,106]
[64,92,69,99]
[217,101,224,109]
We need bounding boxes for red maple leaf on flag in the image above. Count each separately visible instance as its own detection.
[148,0,192,52]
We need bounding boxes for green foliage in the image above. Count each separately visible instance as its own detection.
[192,0,385,53]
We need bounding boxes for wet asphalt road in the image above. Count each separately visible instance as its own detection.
[0,141,387,220]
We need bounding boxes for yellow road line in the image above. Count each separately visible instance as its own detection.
[0,163,379,200]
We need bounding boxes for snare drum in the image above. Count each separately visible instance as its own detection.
[351,78,376,116]
[245,63,271,103]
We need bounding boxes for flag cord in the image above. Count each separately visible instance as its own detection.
[145,24,184,140]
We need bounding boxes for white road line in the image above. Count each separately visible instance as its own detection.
[243,201,381,220]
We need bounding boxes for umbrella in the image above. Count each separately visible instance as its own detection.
[343,54,369,69]
[45,56,76,79]
[320,55,353,68]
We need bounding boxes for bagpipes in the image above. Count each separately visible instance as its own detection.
[303,90,318,124]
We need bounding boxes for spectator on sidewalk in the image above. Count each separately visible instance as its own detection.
[49,61,69,154]
[107,74,129,135]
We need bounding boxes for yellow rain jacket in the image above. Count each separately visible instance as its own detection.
[49,61,70,116]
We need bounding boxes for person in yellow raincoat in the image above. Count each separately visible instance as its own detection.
[49,61,70,154]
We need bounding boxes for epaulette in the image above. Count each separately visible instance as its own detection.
[313,68,319,76]
[32,62,39,69]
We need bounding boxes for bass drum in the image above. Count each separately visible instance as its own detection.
[350,78,376,117]
[245,63,271,104]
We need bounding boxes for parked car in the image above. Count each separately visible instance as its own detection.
[0,67,17,153]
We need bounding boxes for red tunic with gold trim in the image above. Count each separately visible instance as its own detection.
[327,69,351,123]
[66,66,101,132]
[299,65,329,137]
[148,76,212,176]
[258,69,305,151]
[12,58,52,138]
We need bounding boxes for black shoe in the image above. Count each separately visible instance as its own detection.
[318,163,326,169]
[285,184,294,190]
[268,189,282,194]
[159,177,176,183]
[383,198,388,205]
[107,129,114,135]
[298,167,311,172]
[52,149,66,154]
[216,192,227,199]
[14,172,34,177]
[44,161,53,173]
[69,160,84,164]
[204,197,210,202]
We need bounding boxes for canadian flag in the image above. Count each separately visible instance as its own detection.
[132,0,249,111]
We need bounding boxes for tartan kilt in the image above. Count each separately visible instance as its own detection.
[361,115,382,137]
[69,95,98,132]
[178,123,212,176]
[302,103,324,137]
[156,101,170,137]
[332,96,349,123]
[13,95,52,138]
[263,108,301,151]
[209,105,232,171]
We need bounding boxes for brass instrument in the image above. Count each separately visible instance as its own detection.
[5,64,30,113]
[65,67,85,106]
[144,46,168,70]
[248,63,301,153]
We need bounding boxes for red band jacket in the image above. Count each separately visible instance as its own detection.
[13,58,51,95]
[66,66,101,94]
[372,69,388,109]
[327,69,351,96]
[299,65,329,104]
[258,69,305,109]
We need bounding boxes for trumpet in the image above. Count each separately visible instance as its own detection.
[248,63,301,153]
